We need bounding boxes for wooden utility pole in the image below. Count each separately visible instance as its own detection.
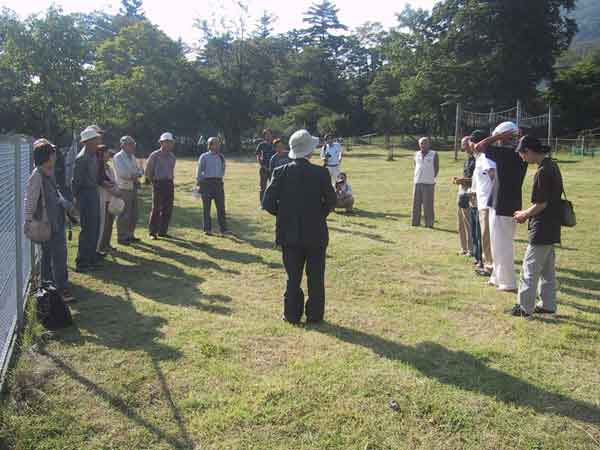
[454,103,462,161]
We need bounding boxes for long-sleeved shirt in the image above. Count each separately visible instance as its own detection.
[197,151,226,182]
[71,147,99,197]
[114,150,143,190]
[145,149,176,182]
[25,168,64,233]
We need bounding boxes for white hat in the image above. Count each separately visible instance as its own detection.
[288,129,320,160]
[159,132,174,142]
[80,127,100,143]
[493,121,518,136]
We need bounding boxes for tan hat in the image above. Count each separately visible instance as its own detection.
[33,138,56,149]
[80,127,101,143]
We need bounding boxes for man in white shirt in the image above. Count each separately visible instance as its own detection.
[320,134,343,183]
[113,135,144,244]
[412,137,440,228]
[470,130,496,276]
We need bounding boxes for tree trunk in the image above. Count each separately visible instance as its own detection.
[385,131,394,161]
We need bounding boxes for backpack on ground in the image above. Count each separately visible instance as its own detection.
[35,283,73,330]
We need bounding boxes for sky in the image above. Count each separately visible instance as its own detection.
[2,0,438,44]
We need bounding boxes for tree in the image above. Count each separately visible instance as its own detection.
[254,11,276,39]
[120,0,144,18]
[548,50,600,132]
[302,0,347,57]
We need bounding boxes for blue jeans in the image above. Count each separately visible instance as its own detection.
[470,207,482,265]
[41,213,68,291]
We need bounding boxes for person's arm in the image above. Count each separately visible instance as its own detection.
[322,170,337,215]
[24,172,42,223]
[71,156,84,197]
[262,166,282,215]
[144,153,155,182]
[255,144,262,163]
[514,203,547,224]
[434,152,440,178]
[474,130,515,156]
[196,155,206,184]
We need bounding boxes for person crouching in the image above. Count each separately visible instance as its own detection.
[335,172,354,213]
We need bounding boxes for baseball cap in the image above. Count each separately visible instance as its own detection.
[159,132,174,142]
[120,135,136,146]
[469,130,488,144]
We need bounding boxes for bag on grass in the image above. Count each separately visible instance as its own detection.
[35,283,72,330]
[560,188,576,228]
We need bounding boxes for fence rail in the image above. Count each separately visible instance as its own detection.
[0,135,36,390]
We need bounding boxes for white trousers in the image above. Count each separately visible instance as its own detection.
[488,208,517,290]
[326,166,341,184]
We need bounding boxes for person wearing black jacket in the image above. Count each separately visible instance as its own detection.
[263,129,337,324]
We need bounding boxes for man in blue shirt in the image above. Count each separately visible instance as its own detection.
[197,137,229,236]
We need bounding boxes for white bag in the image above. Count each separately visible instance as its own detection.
[108,196,125,216]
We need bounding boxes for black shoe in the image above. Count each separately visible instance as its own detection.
[205,231,213,236]
[150,234,158,240]
[534,306,556,314]
[96,252,107,259]
[306,318,323,325]
[75,264,98,273]
[158,233,172,239]
[509,304,531,317]
[475,268,492,277]
[282,316,301,325]
[129,237,141,243]
[118,239,131,246]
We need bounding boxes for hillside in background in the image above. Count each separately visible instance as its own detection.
[573,0,600,44]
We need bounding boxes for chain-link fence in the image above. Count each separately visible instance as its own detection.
[0,134,36,389]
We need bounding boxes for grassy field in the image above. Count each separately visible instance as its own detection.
[1,147,599,450]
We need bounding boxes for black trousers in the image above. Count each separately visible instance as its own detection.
[281,245,327,323]
[259,167,269,204]
[200,179,227,232]
[149,180,174,236]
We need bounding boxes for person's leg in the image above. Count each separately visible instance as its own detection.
[423,184,435,228]
[518,244,547,314]
[77,189,100,267]
[259,168,268,205]
[458,204,470,254]
[41,241,53,283]
[282,246,306,323]
[50,223,68,292]
[215,181,228,233]
[97,198,107,252]
[345,196,355,213]
[538,246,557,312]
[149,183,161,236]
[117,190,132,242]
[160,181,174,235]
[470,207,481,264]
[131,187,139,238]
[411,184,423,226]
[201,182,213,232]
[479,209,493,271]
[488,208,498,285]
[494,215,517,290]
[305,246,327,322]
[99,203,112,250]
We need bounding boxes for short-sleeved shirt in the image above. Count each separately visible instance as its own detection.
[459,155,476,194]
[321,143,343,166]
[147,149,176,181]
[529,157,563,245]
[472,153,497,210]
[256,141,275,169]
[484,144,528,216]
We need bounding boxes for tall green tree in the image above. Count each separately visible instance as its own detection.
[302,0,347,57]
[120,0,144,18]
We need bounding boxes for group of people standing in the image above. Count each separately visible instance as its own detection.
[452,122,565,317]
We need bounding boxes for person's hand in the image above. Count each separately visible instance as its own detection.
[452,176,458,185]
[513,210,528,224]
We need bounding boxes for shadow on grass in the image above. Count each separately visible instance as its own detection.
[51,285,195,449]
[558,299,600,314]
[530,314,600,332]
[312,322,600,425]
[342,209,408,221]
[329,225,394,244]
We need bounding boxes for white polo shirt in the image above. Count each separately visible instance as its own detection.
[472,153,497,210]
[321,143,343,166]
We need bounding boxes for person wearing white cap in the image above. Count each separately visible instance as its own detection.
[72,126,102,272]
[262,129,337,324]
[145,132,176,239]
[474,122,528,292]
[114,136,144,244]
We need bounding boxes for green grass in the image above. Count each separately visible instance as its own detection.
[1,147,599,450]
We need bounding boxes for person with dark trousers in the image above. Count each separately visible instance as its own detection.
[196,137,230,236]
[72,127,102,272]
[145,132,176,240]
[256,128,275,206]
[263,129,337,324]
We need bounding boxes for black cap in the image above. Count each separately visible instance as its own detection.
[516,135,550,154]
[470,130,488,144]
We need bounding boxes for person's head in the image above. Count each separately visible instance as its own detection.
[80,127,101,151]
[273,138,285,154]
[262,128,273,143]
[289,129,320,160]
[33,139,57,175]
[159,132,175,151]
[469,130,488,153]
[516,135,550,164]
[336,172,347,184]
[492,121,519,145]
[97,145,111,163]
[325,134,335,145]
[461,136,471,153]
[207,137,220,152]
[120,135,136,154]
[418,137,430,152]
[88,124,104,144]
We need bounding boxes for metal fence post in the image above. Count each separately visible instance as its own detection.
[14,138,24,327]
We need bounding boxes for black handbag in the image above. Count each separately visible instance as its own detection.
[35,283,73,330]
[559,188,576,228]
[458,193,471,209]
